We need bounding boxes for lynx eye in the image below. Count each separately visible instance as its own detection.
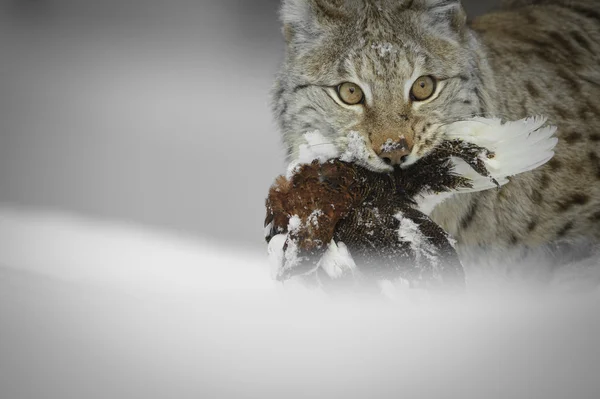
[410,76,436,101]
[337,82,364,105]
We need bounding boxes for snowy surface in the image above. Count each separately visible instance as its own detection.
[1,205,600,398]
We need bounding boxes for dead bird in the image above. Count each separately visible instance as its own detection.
[265,117,558,291]
[265,140,493,290]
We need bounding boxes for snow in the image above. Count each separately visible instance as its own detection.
[340,131,371,163]
[307,209,323,227]
[286,130,339,178]
[288,214,302,233]
[268,233,304,279]
[340,131,392,171]
[371,42,395,57]
[396,211,440,270]
[269,235,359,281]
[1,205,600,398]
[317,240,357,279]
[380,137,406,153]
[268,234,288,279]
[282,237,302,273]
[397,212,423,247]
[287,130,392,175]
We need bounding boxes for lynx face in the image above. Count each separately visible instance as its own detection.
[272,0,488,171]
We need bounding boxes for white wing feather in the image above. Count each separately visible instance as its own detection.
[417,116,558,215]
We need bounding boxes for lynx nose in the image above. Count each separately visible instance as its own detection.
[376,139,411,166]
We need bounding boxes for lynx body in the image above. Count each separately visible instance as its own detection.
[272,0,600,278]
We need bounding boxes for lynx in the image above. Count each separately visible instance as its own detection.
[271,0,600,281]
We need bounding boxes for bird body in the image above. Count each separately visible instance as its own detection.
[265,116,557,290]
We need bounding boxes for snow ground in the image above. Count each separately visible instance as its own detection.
[1,205,600,399]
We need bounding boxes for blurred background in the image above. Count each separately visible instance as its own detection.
[4,3,600,399]
[0,0,496,253]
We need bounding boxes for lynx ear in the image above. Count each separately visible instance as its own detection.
[407,0,467,37]
[280,0,351,44]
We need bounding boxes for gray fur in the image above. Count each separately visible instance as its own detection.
[272,0,600,268]
[272,0,482,164]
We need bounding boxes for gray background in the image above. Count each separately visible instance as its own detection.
[0,0,495,252]
[4,3,600,399]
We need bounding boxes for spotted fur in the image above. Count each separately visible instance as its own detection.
[272,0,600,268]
